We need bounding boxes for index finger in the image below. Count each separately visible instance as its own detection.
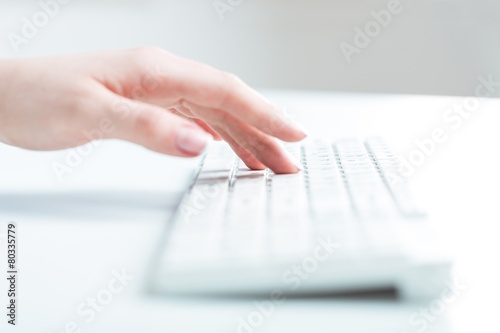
[137,49,308,142]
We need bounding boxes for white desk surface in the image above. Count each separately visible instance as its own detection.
[0,91,498,333]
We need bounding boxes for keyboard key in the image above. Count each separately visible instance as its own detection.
[166,138,427,265]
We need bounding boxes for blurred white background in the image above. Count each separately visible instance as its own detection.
[1,2,499,332]
[0,0,499,97]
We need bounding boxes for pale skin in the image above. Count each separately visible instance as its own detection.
[0,48,307,174]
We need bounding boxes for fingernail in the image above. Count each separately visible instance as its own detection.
[176,126,209,155]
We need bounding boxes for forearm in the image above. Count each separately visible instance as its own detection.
[0,58,28,146]
[0,58,16,96]
[0,58,14,144]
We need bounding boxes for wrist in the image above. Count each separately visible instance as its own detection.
[0,58,20,145]
[0,57,20,84]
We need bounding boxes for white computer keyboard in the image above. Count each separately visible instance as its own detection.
[151,138,451,299]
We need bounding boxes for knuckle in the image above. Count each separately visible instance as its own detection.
[214,72,242,109]
[129,47,168,68]
[132,46,164,57]
[222,71,244,87]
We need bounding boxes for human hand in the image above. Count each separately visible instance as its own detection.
[0,48,307,173]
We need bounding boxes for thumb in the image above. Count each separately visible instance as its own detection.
[106,96,210,157]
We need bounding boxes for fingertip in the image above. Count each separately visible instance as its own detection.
[285,150,303,170]
[268,117,309,142]
[242,159,267,171]
[271,163,301,175]
[289,119,310,138]
[175,124,211,156]
[265,149,301,174]
[282,120,309,142]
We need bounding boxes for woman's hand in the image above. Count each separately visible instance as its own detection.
[0,48,307,173]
